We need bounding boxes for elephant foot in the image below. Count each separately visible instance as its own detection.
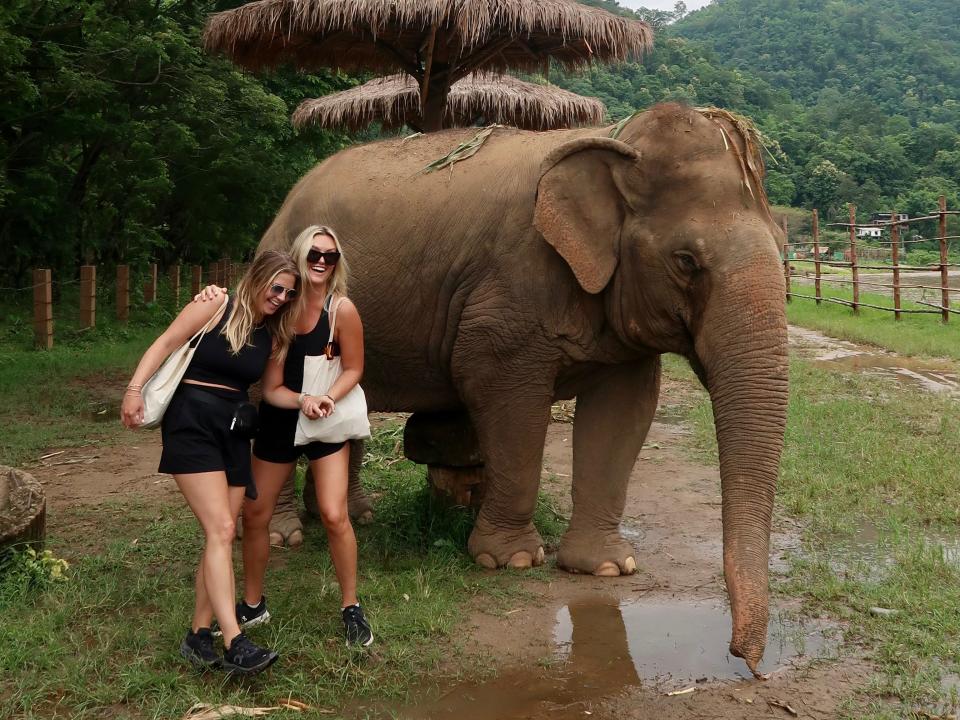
[468,516,545,569]
[268,510,304,548]
[348,495,374,525]
[557,527,638,576]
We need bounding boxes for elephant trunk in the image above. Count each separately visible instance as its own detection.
[695,259,788,675]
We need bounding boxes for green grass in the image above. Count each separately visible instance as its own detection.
[665,355,960,717]
[0,423,565,720]
[785,284,960,360]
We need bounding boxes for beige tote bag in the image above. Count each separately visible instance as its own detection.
[294,297,371,445]
[141,295,228,429]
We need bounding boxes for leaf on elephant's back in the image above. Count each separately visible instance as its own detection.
[609,109,643,139]
[421,125,501,174]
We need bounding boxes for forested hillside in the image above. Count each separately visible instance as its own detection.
[2,0,957,283]
[554,0,960,234]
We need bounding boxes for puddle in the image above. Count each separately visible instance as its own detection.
[396,597,834,720]
[788,326,959,396]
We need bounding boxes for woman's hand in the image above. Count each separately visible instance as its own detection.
[300,394,334,420]
[193,285,226,303]
[121,390,144,428]
[316,395,335,418]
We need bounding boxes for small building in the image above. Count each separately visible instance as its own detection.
[856,226,883,238]
[870,212,909,224]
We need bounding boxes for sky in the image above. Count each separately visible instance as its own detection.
[618,0,713,11]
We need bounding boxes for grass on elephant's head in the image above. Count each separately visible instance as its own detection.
[0,424,557,719]
[666,354,960,714]
[786,285,960,360]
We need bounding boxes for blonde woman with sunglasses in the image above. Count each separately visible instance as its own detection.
[122,250,301,675]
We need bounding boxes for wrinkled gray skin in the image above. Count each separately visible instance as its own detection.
[259,103,788,674]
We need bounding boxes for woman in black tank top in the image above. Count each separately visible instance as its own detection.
[247,225,373,647]
[121,251,301,674]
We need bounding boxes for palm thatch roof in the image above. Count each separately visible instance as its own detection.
[203,0,652,77]
[292,73,605,131]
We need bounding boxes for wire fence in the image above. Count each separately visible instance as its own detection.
[783,195,957,323]
[8,258,246,349]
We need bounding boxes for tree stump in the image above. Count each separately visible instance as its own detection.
[0,466,46,554]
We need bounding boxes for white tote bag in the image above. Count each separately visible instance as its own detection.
[140,295,228,429]
[294,297,371,445]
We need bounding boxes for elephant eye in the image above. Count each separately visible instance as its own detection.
[673,251,701,274]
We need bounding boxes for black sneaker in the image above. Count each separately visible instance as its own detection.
[342,604,374,647]
[180,627,221,670]
[211,596,271,637]
[222,632,278,676]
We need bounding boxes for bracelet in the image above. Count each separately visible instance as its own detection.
[298,392,307,407]
[124,388,142,396]
[323,394,335,404]
[126,383,143,390]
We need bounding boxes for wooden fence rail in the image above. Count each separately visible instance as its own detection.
[24,259,239,349]
[786,195,956,322]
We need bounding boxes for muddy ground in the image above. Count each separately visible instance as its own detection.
[29,326,958,720]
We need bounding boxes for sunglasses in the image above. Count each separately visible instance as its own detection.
[306,248,341,265]
[268,283,298,300]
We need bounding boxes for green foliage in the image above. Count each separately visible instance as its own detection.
[0,548,70,602]
[0,0,353,285]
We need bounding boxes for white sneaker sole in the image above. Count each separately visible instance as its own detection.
[211,609,271,637]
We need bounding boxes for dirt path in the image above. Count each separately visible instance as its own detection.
[29,329,930,719]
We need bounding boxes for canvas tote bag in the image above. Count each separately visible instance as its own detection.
[294,296,371,445]
[140,295,228,429]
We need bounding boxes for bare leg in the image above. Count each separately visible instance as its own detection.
[176,472,246,647]
[310,445,357,607]
[242,457,297,606]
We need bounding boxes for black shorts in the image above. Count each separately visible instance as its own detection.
[159,384,257,498]
[252,401,346,465]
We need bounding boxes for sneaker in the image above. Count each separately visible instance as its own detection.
[222,632,279,676]
[211,596,272,637]
[342,604,374,647]
[180,627,221,670]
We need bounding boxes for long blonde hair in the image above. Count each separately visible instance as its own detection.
[223,250,301,363]
[290,225,350,299]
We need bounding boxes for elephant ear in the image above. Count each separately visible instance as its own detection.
[534,137,640,294]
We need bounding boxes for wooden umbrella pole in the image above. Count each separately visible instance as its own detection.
[420,23,438,108]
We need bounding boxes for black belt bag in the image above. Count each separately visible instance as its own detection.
[229,402,260,439]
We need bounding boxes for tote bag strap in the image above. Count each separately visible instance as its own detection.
[324,294,343,357]
[191,294,229,347]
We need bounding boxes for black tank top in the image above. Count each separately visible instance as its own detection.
[182,298,273,393]
[281,297,340,394]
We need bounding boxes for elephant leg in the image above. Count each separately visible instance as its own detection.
[462,377,554,570]
[347,439,373,524]
[304,440,373,524]
[268,466,304,548]
[558,357,660,576]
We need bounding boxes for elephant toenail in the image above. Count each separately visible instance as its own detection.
[287,530,304,548]
[269,532,284,547]
[356,510,374,525]
[475,553,498,569]
[594,561,620,577]
[534,547,545,565]
[508,551,533,569]
[624,557,637,574]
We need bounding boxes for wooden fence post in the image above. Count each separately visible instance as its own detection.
[33,269,53,349]
[191,265,202,297]
[890,210,901,321]
[168,264,181,306]
[143,262,158,304]
[812,209,821,304]
[939,195,950,323]
[849,204,859,315]
[80,265,96,328]
[116,265,129,323]
[782,217,791,303]
[221,257,232,289]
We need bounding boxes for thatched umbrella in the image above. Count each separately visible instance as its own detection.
[204,0,651,131]
[292,73,605,132]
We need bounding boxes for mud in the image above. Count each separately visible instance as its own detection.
[789,325,960,396]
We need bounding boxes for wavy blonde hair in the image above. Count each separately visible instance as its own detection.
[223,250,301,363]
[290,225,350,299]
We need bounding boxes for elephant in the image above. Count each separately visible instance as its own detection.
[257,102,789,675]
